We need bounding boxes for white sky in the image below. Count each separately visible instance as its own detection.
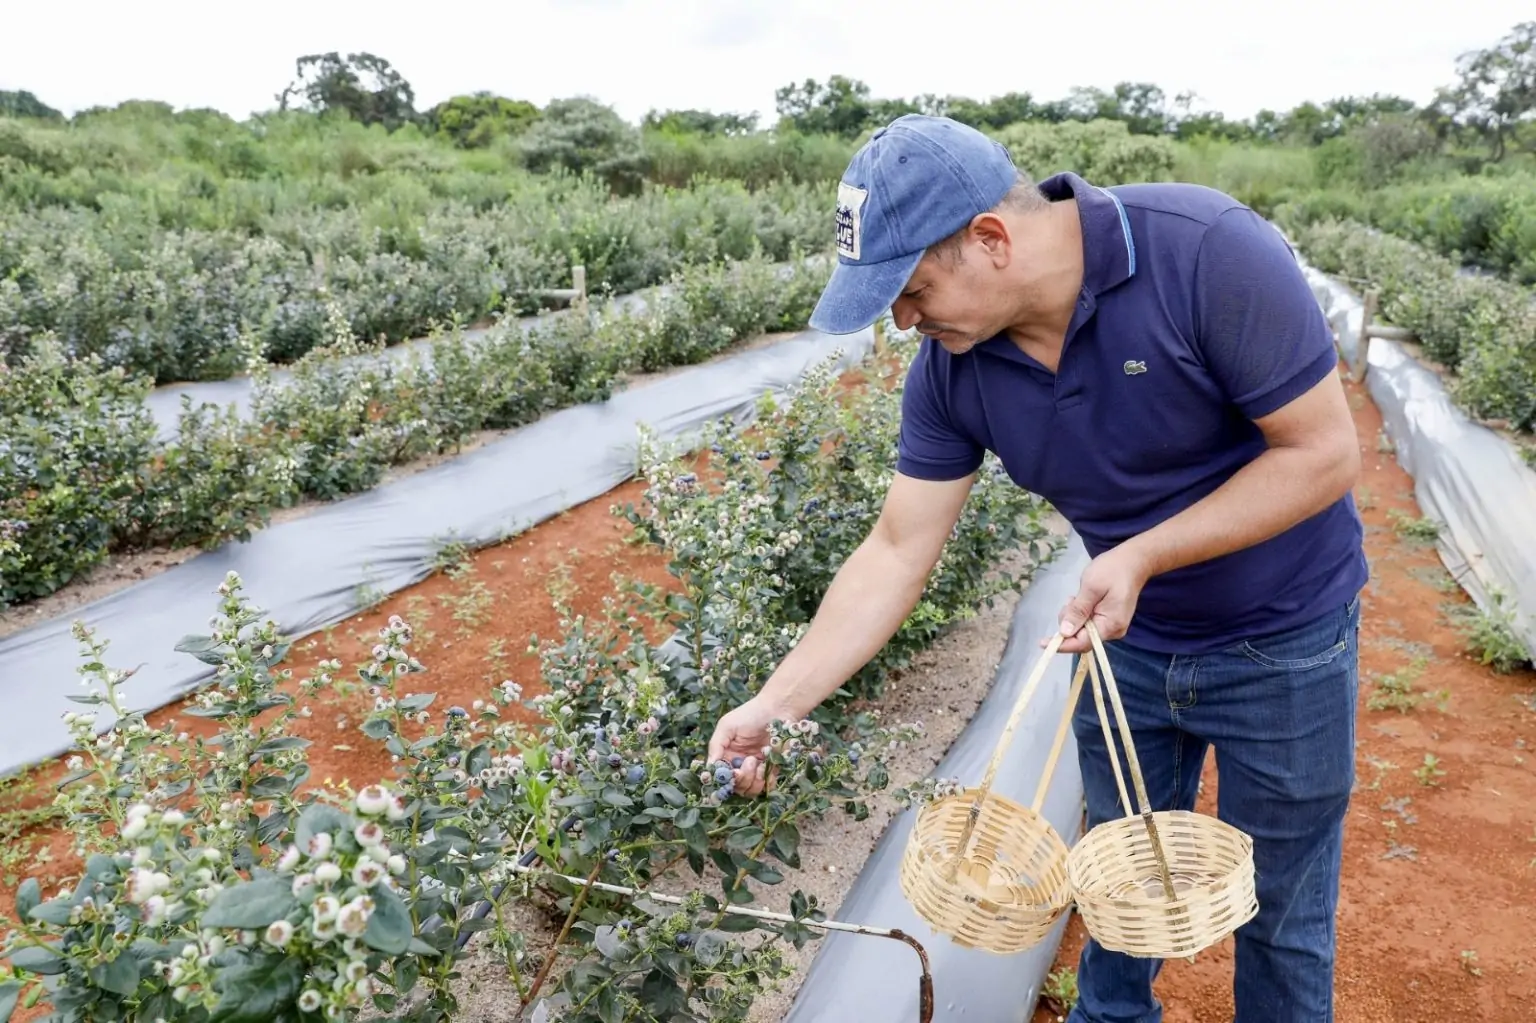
[2,0,1529,125]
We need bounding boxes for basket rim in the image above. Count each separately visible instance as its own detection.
[1067,811,1256,909]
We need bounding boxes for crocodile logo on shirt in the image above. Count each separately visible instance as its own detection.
[1123,359,1148,375]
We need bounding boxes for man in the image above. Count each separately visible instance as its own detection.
[706,114,1366,1022]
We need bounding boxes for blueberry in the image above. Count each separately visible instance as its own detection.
[713,765,732,785]
[448,706,468,718]
[625,765,645,785]
[676,932,693,949]
[731,756,743,769]
[593,727,606,742]
[607,848,620,861]
[607,753,624,769]
[755,450,771,460]
[848,749,861,764]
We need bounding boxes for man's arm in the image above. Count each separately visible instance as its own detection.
[752,470,975,720]
[1123,370,1360,578]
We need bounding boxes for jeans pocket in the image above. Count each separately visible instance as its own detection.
[1237,596,1359,671]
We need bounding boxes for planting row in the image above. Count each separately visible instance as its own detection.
[1276,174,1536,286]
[0,340,1060,1023]
[0,253,827,610]
[0,172,828,384]
[1282,215,1536,438]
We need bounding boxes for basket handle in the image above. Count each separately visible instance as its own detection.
[942,629,1071,874]
[1083,621,1179,903]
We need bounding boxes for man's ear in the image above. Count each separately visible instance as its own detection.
[968,212,1012,266]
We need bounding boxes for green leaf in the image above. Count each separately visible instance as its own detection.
[0,982,20,1023]
[361,717,394,740]
[90,953,141,997]
[8,945,65,975]
[407,937,441,957]
[295,802,351,849]
[725,825,764,854]
[363,883,413,955]
[26,897,74,926]
[14,879,39,920]
[398,693,435,713]
[768,821,801,868]
[673,807,699,830]
[201,877,298,930]
[655,784,687,808]
[174,634,227,667]
[208,954,305,1023]
[692,931,727,968]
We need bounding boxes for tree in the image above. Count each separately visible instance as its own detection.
[426,92,540,148]
[773,76,875,137]
[277,51,417,131]
[0,90,62,121]
[642,108,759,136]
[1439,21,1536,159]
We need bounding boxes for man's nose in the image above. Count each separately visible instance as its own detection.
[890,298,919,331]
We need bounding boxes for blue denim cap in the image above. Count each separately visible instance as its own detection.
[808,114,1021,335]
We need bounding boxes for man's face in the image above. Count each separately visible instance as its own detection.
[888,245,1006,356]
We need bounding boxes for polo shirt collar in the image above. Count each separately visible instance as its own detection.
[1037,171,1137,295]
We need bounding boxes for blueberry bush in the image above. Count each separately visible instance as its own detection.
[0,251,826,609]
[1283,215,1536,436]
[0,337,1056,1022]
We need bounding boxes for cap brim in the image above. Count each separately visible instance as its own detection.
[807,249,924,335]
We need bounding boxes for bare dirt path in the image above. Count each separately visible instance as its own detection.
[1033,367,1536,1023]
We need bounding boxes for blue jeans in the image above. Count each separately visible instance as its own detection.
[1066,594,1361,1023]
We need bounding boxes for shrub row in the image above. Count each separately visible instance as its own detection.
[2,338,1058,1022]
[1283,216,1536,434]
[0,252,828,610]
[1275,174,1536,285]
[0,172,829,384]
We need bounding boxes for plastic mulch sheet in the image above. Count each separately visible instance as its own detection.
[1299,258,1536,661]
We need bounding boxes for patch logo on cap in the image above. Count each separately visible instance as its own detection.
[835,182,868,261]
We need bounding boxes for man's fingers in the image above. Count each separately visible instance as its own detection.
[734,755,765,796]
[706,727,729,766]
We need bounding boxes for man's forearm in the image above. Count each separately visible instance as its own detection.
[1125,441,1359,580]
[753,535,932,719]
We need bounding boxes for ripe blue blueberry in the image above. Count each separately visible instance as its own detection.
[731,756,743,769]
[715,784,733,801]
[713,765,732,785]
[607,753,623,769]
[676,933,693,949]
[625,765,645,785]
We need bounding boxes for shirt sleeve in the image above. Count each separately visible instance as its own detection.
[894,339,985,481]
[1191,207,1339,421]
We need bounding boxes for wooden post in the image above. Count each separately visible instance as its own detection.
[1354,289,1377,383]
[571,264,587,320]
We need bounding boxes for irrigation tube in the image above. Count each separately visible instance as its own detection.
[785,534,1091,1023]
[1297,256,1536,660]
[0,323,873,778]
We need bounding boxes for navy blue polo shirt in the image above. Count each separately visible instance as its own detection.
[896,172,1367,654]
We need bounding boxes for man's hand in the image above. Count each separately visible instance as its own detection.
[1047,542,1153,654]
[707,696,796,797]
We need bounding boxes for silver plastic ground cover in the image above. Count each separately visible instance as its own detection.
[0,324,873,777]
[785,534,1091,1023]
[1298,257,1536,660]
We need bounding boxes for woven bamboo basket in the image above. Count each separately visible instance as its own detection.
[898,631,1085,954]
[1066,623,1259,959]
